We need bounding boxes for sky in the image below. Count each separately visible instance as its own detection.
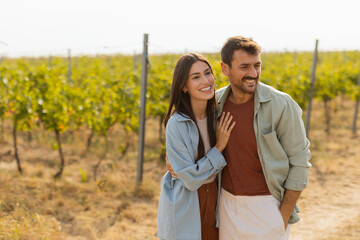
[1,0,360,57]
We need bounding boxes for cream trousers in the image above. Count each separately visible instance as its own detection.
[219,188,290,240]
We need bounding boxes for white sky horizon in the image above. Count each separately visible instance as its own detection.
[1,0,360,57]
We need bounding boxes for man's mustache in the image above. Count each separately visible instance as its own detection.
[242,76,259,81]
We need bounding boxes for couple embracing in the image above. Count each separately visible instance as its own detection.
[157,36,311,240]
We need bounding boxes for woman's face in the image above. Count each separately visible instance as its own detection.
[183,61,215,105]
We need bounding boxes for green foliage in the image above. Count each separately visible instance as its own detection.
[147,55,174,118]
[51,142,59,151]
[0,67,7,119]
[0,51,359,153]
[30,64,70,132]
[0,61,38,132]
[79,168,88,183]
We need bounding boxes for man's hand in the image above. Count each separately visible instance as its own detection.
[166,155,178,178]
[279,189,302,229]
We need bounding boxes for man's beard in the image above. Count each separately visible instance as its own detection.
[239,76,259,94]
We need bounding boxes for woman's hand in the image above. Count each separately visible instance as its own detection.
[215,112,236,152]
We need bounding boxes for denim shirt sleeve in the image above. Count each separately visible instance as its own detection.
[277,96,312,191]
[165,117,227,192]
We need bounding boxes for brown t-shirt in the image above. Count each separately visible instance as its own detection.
[221,96,270,196]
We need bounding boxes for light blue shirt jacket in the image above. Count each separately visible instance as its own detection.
[157,112,226,240]
[216,82,312,224]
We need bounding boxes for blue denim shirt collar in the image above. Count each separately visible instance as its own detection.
[173,112,192,122]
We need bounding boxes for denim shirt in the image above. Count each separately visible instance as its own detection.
[216,82,312,224]
[157,112,226,240]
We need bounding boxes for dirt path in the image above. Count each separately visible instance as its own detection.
[290,139,360,240]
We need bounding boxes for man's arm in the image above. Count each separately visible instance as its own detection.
[275,97,310,225]
[277,97,311,191]
[280,189,302,229]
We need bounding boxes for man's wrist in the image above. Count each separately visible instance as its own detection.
[279,189,302,226]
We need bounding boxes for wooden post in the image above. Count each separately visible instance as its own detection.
[67,49,72,83]
[305,39,319,138]
[342,50,347,62]
[107,56,112,70]
[352,68,360,135]
[136,34,149,185]
[133,51,138,71]
[49,55,52,68]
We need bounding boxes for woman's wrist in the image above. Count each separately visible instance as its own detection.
[215,144,224,152]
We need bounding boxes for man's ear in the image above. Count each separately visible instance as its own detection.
[221,62,229,76]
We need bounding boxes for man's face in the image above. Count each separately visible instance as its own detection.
[221,49,261,96]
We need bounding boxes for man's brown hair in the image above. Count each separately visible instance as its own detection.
[221,36,262,67]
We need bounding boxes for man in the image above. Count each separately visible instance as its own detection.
[216,36,311,239]
[166,36,311,239]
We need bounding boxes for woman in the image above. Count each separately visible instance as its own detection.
[157,53,235,240]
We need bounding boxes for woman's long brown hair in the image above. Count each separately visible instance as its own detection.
[163,53,216,161]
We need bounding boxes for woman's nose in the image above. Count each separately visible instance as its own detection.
[203,74,213,83]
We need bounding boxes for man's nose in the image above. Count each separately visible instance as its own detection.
[248,66,258,78]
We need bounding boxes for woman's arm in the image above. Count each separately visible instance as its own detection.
[165,112,235,191]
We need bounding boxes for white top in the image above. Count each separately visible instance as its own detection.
[196,117,216,184]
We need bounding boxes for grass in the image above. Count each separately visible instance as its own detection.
[0,202,63,240]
